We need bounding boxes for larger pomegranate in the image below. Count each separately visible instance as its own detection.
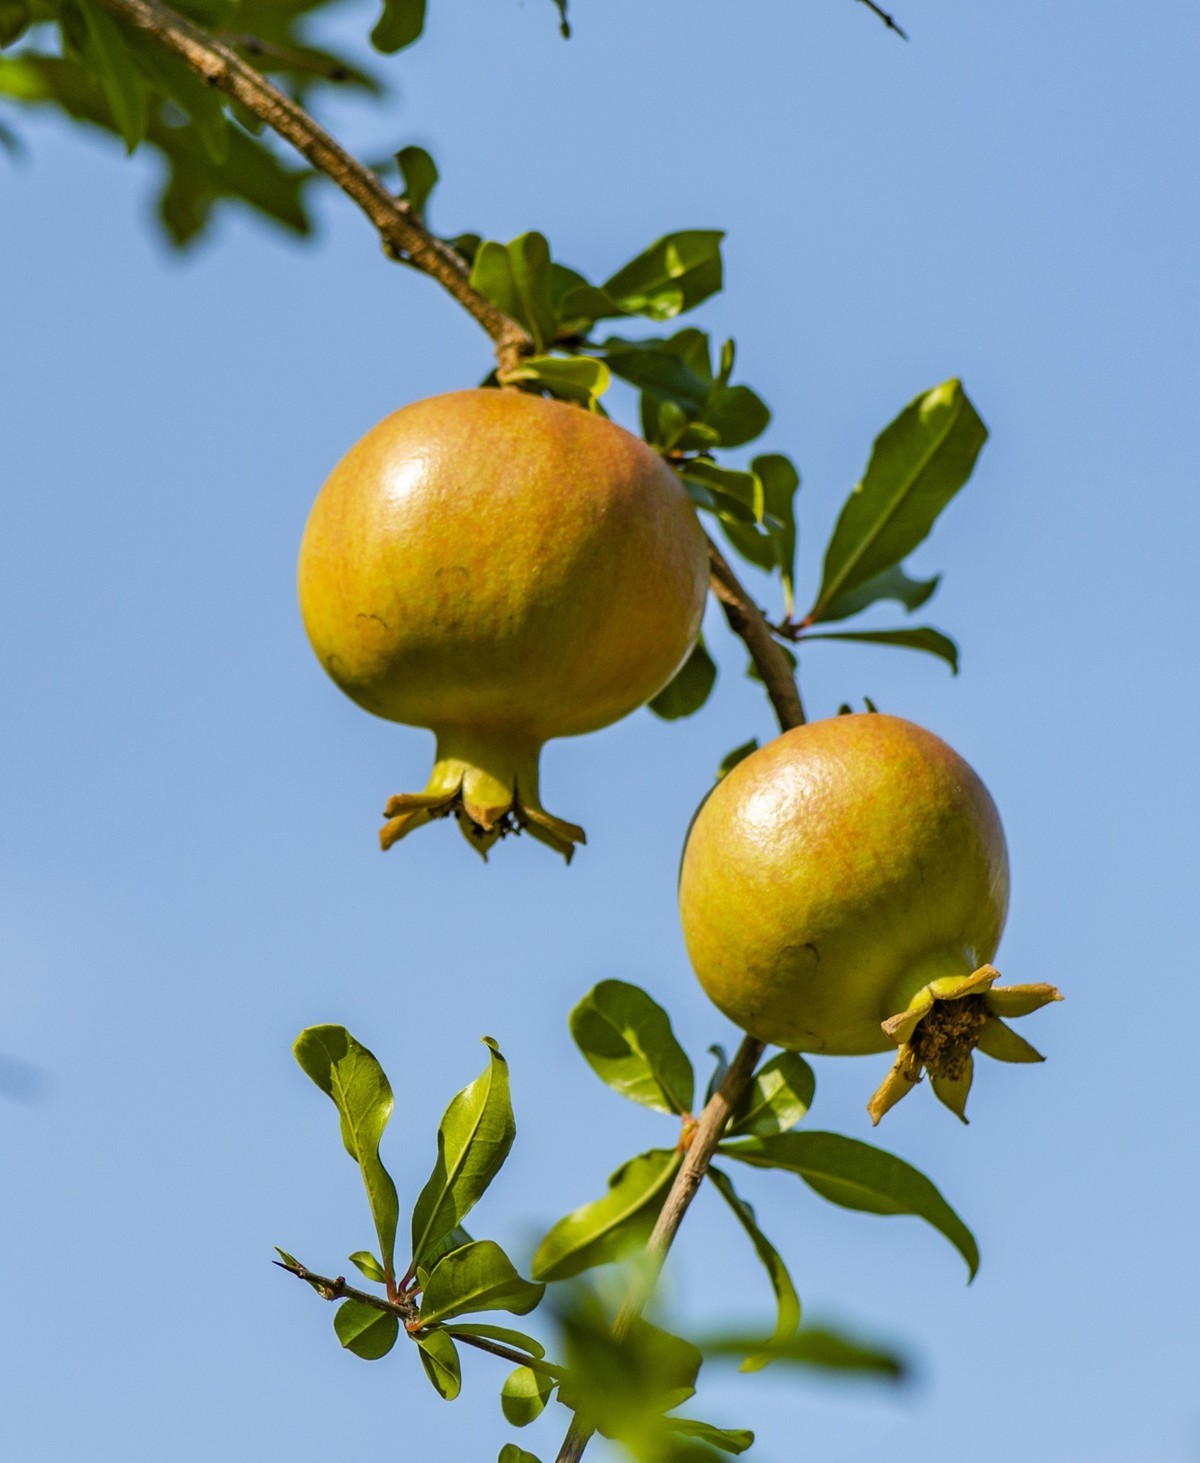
[677,714,1061,1122]
[298,389,709,859]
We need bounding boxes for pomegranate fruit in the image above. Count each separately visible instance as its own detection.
[677,714,1061,1122]
[298,389,709,859]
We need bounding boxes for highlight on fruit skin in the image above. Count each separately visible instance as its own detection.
[297,388,710,860]
[677,713,1062,1122]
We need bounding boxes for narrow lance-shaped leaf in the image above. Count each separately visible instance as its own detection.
[709,1166,800,1372]
[664,1418,755,1455]
[807,379,987,622]
[719,1130,979,1279]
[410,1037,516,1271]
[293,1025,400,1286]
[702,1322,907,1379]
[648,636,717,722]
[797,626,959,674]
[814,562,940,625]
[445,1323,548,1360]
[569,981,694,1114]
[532,1149,681,1282]
[75,0,148,152]
[419,1240,544,1326]
[333,1298,398,1360]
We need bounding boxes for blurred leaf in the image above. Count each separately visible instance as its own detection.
[665,1418,754,1455]
[470,234,556,352]
[502,354,610,409]
[719,1131,979,1279]
[501,1364,554,1426]
[0,0,30,48]
[411,1038,516,1271]
[549,0,569,37]
[569,980,694,1114]
[703,1323,906,1379]
[602,230,724,319]
[808,380,986,621]
[75,0,148,152]
[445,1323,546,1360]
[419,1240,544,1325]
[715,740,757,781]
[126,39,228,164]
[293,1025,400,1286]
[708,1167,800,1371]
[499,1447,542,1463]
[648,637,717,722]
[417,1329,462,1400]
[333,1298,399,1359]
[348,1250,387,1284]
[396,143,437,218]
[371,0,425,54]
[813,562,940,625]
[533,1149,681,1281]
[797,626,959,674]
[728,1052,815,1138]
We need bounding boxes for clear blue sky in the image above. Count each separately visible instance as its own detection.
[3,2,1198,1459]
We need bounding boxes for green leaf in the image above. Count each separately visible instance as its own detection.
[698,384,771,449]
[602,331,713,410]
[125,39,228,164]
[499,1447,542,1463]
[680,460,761,524]
[719,1131,979,1279]
[416,1329,462,1400]
[756,453,801,611]
[703,1323,907,1379]
[728,1052,814,1138]
[602,230,724,320]
[333,1299,399,1360]
[558,1305,702,1434]
[648,637,717,722]
[808,379,987,621]
[532,1149,681,1281]
[348,1250,387,1284]
[371,0,425,54]
[502,355,610,409]
[710,1168,801,1370]
[549,0,570,37]
[470,234,556,352]
[416,1224,474,1287]
[445,1323,546,1360]
[797,626,959,674]
[419,1240,544,1326]
[75,0,148,152]
[501,1364,554,1426]
[716,740,758,781]
[293,1025,400,1287]
[411,1037,516,1272]
[664,1418,755,1455]
[813,562,940,626]
[569,981,694,1114]
[0,0,30,48]
[396,144,437,218]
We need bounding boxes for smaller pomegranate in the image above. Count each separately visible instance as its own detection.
[677,714,1061,1122]
[298,389,709,859]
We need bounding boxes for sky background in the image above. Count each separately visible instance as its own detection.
[3,1,1199,1459]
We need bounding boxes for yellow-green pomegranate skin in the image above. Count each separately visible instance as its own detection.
[678,714,1010,1055]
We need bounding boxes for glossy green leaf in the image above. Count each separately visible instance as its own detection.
[648,637,717,722]
[470,234,556,352]
[371,0,425,53]
[709,1167,800,1371]
[532,1149,681,1281]
[601,333,713,411]
[569,981,694,1114]
[716,740,758,781]
[699,385,771,449]
[813,562,940,625]
[396,144,437,218]
[75,0,148,152]
[499,1447,542,1463]
[416,1329,462,1400]
[703,1323,906,1379]
[348,1250,387,1284]
[665,1418,755,1455]
[411,1037,516,1271]
[728,1052,815,1138]
[333,1299,399,1360]
[719,1130,979,1279]
[797,626,959,673]
[681,460,762,523]
[0,0,30,48]
[501,1364,554,1426]
[602,230,724,319]
[415,1224,474,1287]
[445,1323,546,1360]
[293,1025,399,1286]
[502,354,610,409]
[809,379,986,621]
[756,453,802,611]
[419,1240,544,1326]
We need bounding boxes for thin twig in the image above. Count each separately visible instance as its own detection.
[707,536,807,730]
[96,0,533,374]
[857,0,909,41]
